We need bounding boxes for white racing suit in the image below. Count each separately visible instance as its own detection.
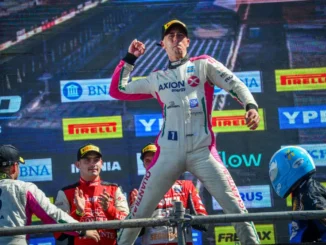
[0,178,82,245]
[109,53,261,245]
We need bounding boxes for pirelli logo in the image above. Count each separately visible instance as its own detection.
[275,67,326,91]
[211,109,265,133]
[62,116,123,141]
[214,224,275,245]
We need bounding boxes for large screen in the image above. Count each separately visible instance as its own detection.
[0,0,325,244]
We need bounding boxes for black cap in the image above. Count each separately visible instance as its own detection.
[77,143,102,161]
[160,19,188,41]
[0,145,25,167]
[140,143,157,161]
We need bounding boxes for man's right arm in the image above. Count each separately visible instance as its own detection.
[109,53,154,101]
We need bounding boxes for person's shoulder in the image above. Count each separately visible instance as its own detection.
[189,55,213,62]
[178,180,195,187]
[61,182,80,191]
[100,181,118,187]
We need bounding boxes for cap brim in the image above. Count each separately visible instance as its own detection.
[18,157,25,164]
[80,151,102,159]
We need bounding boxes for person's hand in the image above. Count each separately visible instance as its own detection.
[74,187,85,214]
[129,189,138,207]
[128,39,146,57]
[245,109,260,130]
[85,230,100,242]
[98,189,113,211]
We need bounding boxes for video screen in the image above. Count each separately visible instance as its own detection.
[0,0,325,244]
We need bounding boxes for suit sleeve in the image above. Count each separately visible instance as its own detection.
[205,56,258,110]
[26,183,80,237]
[105,186,129,220]
[109,59,155,100]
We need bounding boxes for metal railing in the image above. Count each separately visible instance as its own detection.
[1,201,326,245]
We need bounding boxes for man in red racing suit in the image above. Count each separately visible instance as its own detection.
[110,20,261,245]
[55,143,129,245]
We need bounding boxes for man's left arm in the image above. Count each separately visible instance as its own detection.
[205,57,260,130]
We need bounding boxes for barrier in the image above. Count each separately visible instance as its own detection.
[1,201,326,245]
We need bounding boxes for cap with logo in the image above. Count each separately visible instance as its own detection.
[161,19,188,40]
[77,143,102,161]
[140,143,157,161]
[0,145,25,167]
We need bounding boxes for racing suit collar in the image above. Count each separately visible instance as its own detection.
[0,173,11,180]
[79,176,101,186]
[168,54,189,69]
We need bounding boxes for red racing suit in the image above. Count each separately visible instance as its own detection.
[131,180,207,245]
[110,53,260,245]
[55,177,129,245]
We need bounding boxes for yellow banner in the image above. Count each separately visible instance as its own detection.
[32,197,54,222]
[275,67,326,92]
[63,116,123,141]
[214,224,275,244]
[212,109,265,133]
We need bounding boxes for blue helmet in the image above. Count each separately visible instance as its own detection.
[269,146,316,198]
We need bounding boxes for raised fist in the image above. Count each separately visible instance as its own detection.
[128,39,146,57]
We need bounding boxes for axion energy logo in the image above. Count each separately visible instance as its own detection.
[215,224,275,244]
[212,109,265,132]
[275,67,326,92]
[278,105,326,129]
[62,116,122,141]
[212,185,272,210]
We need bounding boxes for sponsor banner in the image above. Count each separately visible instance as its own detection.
[281,143,326,167]
[214,224,275,244]
[0,41,12,51]
[278,105,326,129]
[212,185,272,210]
[219,151,262,168]
[32,197,54,222]
[286,182,326,207]
[212,109,265,132]
[0,96,21,119]
[134,114,163,137]
[29,237,55,245]
[71,161,122,173]
[137,153,145,175]
[62,116,122,141]
[61,79,115,102]
[214,71,262,95]
[275,67,326,92]
[192,230,202,245]
[18,158,53,182]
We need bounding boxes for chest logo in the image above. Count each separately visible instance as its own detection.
[187,76,200,87]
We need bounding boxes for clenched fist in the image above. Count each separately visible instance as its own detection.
[128,39,146,57]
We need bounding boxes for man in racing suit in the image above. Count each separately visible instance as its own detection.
[55,143,129,245]
[129,143,208,245]
[290,177,326,243]
[0,144,100,245]
[110,19,261,245]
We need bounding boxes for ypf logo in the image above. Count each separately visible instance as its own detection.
[187,76,200,87]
